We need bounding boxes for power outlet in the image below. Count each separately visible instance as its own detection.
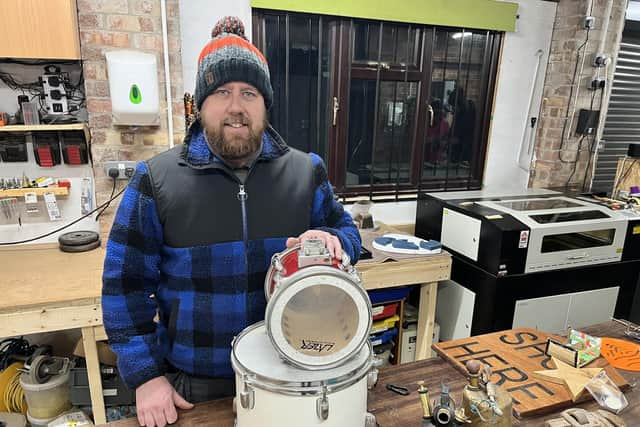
[104,160,137,180]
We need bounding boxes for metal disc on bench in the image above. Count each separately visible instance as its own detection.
[59,239,101,253]
[58,231,100,246]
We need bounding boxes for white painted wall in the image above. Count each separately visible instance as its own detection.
[179,0,252,95]
[179,1,557,226]
[483,0,557,189]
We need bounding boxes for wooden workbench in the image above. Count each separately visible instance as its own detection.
[0,228,451,426]
[102,321,640,426]
[357,229,451,360]
[0,244,108,425]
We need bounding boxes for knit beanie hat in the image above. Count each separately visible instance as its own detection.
[194,16,273,110]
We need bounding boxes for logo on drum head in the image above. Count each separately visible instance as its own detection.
[300,340,335,353]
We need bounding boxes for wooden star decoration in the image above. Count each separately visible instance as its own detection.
[533,357,603,401]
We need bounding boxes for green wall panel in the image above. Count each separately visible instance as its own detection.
[251,0,518,32]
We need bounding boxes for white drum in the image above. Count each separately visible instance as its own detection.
[264,240,372,370]
[232,323,378,427]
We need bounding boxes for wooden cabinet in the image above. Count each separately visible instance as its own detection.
[0,0,81,60]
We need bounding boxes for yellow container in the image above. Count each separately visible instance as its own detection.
[371,315,400,334]
[19,370,71,419]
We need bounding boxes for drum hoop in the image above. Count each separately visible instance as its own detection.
[265,266,372,370]
[232,322,374,395]
[263,244,359,302]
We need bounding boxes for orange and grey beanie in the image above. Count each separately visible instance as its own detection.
[194,16,273,109]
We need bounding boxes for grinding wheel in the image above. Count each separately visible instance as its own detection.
[59,239,101,253]
[27,355,70,384]
[58,231,100,246]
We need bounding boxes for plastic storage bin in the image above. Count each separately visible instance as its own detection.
[70,364,135,407]
[371,315,400,334]
[20,370,71,419]
[372,302,399,320]
[369,328,398,346]
[367,287,411,305]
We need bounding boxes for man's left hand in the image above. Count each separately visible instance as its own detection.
[286,230,343,260]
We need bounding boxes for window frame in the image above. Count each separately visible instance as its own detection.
[253,9,502,198]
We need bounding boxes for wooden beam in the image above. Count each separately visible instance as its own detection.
[0,304,101,336]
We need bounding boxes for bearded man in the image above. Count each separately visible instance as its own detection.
[101,16,361,427]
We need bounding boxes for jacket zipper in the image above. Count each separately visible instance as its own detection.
[237,184,249,247]
[237,183,252,323]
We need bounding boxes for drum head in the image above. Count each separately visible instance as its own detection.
[265,266,372,370]
[232,323,372,391]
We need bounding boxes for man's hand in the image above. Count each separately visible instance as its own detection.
[136,376,194,427]
[286,230,343,260]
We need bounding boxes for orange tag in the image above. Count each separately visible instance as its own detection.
[601,338,640,371]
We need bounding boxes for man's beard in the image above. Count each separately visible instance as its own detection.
[204,114,266,164]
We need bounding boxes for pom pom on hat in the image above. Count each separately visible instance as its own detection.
[195,16,273,109]
[211,16,246,39]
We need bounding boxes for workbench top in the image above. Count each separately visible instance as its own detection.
[101,321,640,426]
[0,243,105,312]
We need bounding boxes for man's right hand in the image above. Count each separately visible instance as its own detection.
[136,376,194,427]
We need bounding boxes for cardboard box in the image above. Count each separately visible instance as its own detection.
[73,339,118,367]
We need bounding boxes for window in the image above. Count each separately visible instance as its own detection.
[253,10,501,198]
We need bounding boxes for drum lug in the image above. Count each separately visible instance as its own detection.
[341,253,362,284]
[240,376,255,410]
[365,412,377,427]
[271,254,284,293]
[368,357,383,389]
[367,368,379,389]
[272,253,284,272]
[316,387,330,421]
[341,252,351,268]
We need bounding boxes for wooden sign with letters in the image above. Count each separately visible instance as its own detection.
[433,328,630,418]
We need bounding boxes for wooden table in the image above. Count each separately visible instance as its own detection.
[369,321,640,426]
[102,321,640,426]
[0,244,108,425]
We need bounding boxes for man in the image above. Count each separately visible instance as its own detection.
[102,16,361,427]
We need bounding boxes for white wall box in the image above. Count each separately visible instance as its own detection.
[105,51,160,126]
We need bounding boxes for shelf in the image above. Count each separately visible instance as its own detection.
[0,186,69,198]
[0,123,90,144]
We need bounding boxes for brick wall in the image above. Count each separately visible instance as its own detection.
[77,0,184,236]
[530,0,626,189]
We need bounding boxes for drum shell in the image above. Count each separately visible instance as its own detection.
[232,323,374,427]
[234,374,368,427]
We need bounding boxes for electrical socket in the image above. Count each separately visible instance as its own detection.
[589,78,606,90]
[104,160,137,180]
[593,53,610,67]
[584,16,595,29]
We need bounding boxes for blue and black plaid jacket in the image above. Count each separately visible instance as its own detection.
[102,123,361,389]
